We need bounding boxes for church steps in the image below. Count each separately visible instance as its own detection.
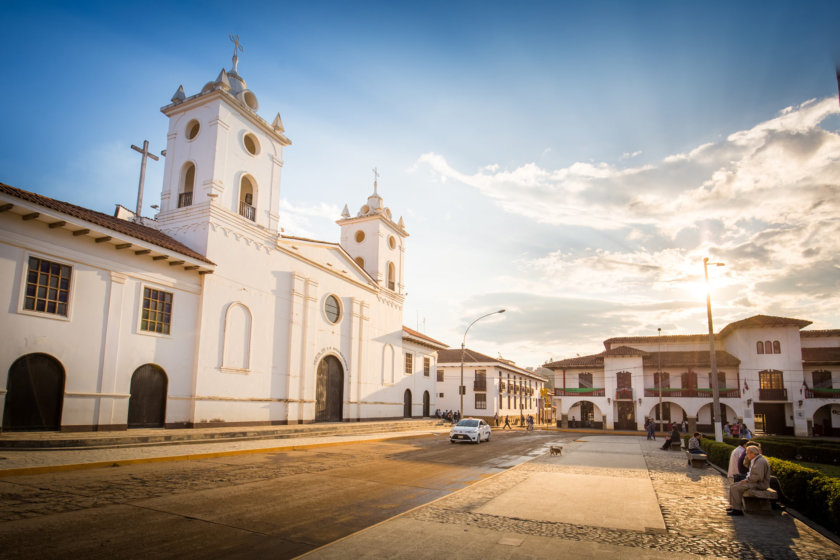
[0,419,447,449]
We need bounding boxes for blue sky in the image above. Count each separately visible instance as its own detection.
[2,1,839,367]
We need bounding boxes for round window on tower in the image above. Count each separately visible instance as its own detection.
[243,133,260,156]
[355,230,365,243]
[324,295,341,324]
[388,235,396,250]
[185,120,200,140]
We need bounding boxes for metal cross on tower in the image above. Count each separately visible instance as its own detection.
[230,34,243,73]
[131,140,159,220]
[372,167,379,194]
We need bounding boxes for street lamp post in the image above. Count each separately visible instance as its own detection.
[460,309,506,417]
[657,327,663,432]
[704,257,725,442]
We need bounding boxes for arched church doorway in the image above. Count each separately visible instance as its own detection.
[404,389,412,418]
[3,353,65,431]
[316,355,343,422]
[128,364,168,428]
[422,390,430,417]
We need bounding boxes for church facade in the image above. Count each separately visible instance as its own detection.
[0,55,446,431]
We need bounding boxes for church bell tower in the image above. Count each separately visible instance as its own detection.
[338,171,408,294]
[155,37,291,252]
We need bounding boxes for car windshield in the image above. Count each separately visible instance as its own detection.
[456,419,479,427]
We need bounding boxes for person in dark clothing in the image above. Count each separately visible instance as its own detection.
[660,426,682,450]
[503,415,512,430]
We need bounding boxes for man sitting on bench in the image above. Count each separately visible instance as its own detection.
[727,445,770,516]
[687,432,703,454]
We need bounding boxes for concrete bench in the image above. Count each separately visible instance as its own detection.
[670,440,682,451]
[685,451,707,467]
[742,488,778,513]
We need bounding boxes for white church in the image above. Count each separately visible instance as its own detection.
[0,49,447,431]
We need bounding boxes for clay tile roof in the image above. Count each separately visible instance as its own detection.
[718,314,812,338]
[601,345,648,357]
[802,347,840,365]
[401,326,448,349]
[0,183,213,265]
[603,334,710,350]
[642,350,740,368]
[544,354,604,369]
[801,329,840,338]
[437,348,536,377]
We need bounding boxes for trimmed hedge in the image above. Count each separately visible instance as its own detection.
[719,436,840,465]
[694,437,840,535]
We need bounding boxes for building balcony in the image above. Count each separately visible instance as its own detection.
[473,380,486,392]
[643,387,741,398]
[178,191,193,208]
[615,387,633,400]
[239,201,256,221]
[554,388,605,397]
[804,387,840,399]
[758,388,788,401]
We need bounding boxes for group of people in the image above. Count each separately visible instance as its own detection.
[434,409,461,423]
[645,418,688,441]
[726,438,784,516]
[724,421,752,439]
[491,413,535,430]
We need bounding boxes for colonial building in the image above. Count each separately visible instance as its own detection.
[0,52,446,431]
[436,348,546,425]
[544,315,840,436]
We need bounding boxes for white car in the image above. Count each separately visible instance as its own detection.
[449,418,491,444]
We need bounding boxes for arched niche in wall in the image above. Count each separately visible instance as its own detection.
[222,302,252,371]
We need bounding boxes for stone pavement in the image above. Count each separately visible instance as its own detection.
[299,435,840,560]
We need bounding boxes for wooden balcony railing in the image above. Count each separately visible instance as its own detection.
[805,387,840,399]
[239,201,256,221]
[615,387,634,400]
[178,191,193,208]
[554,388,605,397]
[758,388,788,401]
[643,388,741,398]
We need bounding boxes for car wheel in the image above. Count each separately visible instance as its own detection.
[486,433,491,442]
[450,439,456,444]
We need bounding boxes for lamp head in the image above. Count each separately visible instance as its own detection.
[498,309,506,314]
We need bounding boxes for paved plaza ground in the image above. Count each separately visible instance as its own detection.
[302,435,840,559]
[1,428,838,559]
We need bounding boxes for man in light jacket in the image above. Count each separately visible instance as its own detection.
[727,438,749,482]
[727,445,771,516]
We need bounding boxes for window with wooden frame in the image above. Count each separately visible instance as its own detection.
[404,352,413,374]
[23,256,71,316]
[141,287,173,334]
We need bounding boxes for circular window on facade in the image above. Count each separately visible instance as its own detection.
[243,133,260,155]
[355,230,365,243]
[388,235,396,249]
[185,120,200,140]
[325,295,341,324]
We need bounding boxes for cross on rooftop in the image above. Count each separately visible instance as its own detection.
[131,140,159,219]
[229,34,243,73]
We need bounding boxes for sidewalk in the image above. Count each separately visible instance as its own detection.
[0,425,450,476]
[298,435,840,560]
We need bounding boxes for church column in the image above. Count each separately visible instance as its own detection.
[348,298,368,421]
[204,117,230,201]
[160,130,178,212]
[97,272,127,428]
[299,278,318,422]
[285,273,305,423]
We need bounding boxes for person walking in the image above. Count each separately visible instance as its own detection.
[503,415,512,430]
[494,412,499,427]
